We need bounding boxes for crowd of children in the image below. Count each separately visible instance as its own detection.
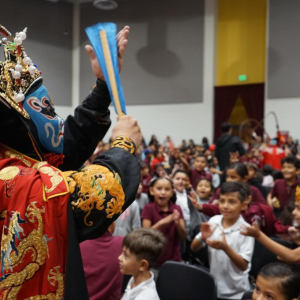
[81,134,300,300]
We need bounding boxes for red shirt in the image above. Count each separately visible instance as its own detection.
[262,146,285,170]
[141,202,183,266]
[271,178,300,211]
[80,231,124,300]
[189,169,212,190]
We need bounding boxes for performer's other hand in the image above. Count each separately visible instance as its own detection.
[112,115,142,150]
[85,25,130,80]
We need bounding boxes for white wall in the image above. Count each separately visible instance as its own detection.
[264,99,300,141]
[264,0,300,142]
[56,0,216,146]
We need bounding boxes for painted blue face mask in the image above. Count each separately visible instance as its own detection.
[23,85,64,154]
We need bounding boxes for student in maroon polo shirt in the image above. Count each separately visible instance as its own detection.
[179,153,212,190]
[267,156,300,214]
[209,162,266,205]
[80,223,124,300]
[141,177,186,267]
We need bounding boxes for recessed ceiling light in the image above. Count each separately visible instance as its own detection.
[93,0,118,10]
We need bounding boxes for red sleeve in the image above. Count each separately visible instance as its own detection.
[209,188,220,204]
[202,204,220,217]
[141,204,153,221]
[271,212,289,234]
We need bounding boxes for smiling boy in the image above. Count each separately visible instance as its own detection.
[191,182,254,300]
[119,228,166,300]
[267,156,300,212]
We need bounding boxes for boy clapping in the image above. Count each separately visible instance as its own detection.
[191,182,254,300]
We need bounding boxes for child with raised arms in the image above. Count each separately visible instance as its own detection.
[141,177,186,267]
[191,181,254,300]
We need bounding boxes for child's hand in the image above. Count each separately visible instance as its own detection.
[172,209,180,224]
[188,191,203,211]
[201,223,216,241]
[240,222,261,239]
[207,230,227,250]
[271,197,280,209]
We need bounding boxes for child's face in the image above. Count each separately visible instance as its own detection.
[219,192,247,222]
[194,157,207,172]
[292,202,300,226]
[118,247,142,276]
[155,166,164,176]
[150,178,174,208]
[173,172,187,193]
[226,169,244,182]
[281,163,299,181]
[247,167,256,180]
[253,275,288,300]
[196,180,212,199]
[141,167,149,177]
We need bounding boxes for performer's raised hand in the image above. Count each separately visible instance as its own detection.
[112,115,142,150]
[85,25,130,80]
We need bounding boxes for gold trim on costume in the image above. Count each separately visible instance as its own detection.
[69,165,125,226]
[111,136,136,154]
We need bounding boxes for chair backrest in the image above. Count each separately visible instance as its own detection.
[156,261,217,300]
[241,290,253,300]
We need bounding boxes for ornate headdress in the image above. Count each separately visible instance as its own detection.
[0,24,42,119]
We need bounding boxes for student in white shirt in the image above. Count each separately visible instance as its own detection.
[119,228,166,300]
[191,181,254,300]
[172,170,191,237]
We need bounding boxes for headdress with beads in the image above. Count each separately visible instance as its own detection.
[0,24,42,119]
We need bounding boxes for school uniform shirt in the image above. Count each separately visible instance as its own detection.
[207,215,254,299]
[80,232,124,300]
[189,169,213,190]
[141,202,183,266]
[271,178,300,211]
[121,272,159,300]
[175,190,191,237]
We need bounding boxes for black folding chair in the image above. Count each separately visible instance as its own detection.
[156,261,217,300]
[241,290,254,300]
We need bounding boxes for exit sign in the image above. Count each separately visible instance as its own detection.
[238,74,248,82]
